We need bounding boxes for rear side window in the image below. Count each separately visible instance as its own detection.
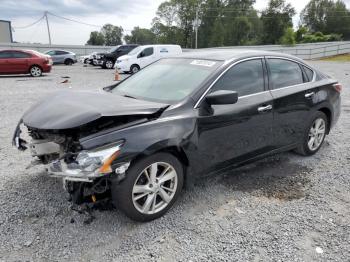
[211,59,265,97]
[12,51,31,58]
[267,59,303,89]
[303,66,314,82]
[56,51,68,55]
[0,51,13,58]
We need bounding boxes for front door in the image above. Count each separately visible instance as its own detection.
[195,58,274,174]
[138,47,155,68]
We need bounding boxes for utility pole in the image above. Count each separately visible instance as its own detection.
[44,11,52,45]
[195,8,199,49]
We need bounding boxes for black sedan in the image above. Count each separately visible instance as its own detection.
[13,50,341,221]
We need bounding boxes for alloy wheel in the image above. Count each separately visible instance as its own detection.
[307,118,326,151]
[132,66,139,74]
[30,66,42,77]
[132,162,178,215]
[106,60,114,69]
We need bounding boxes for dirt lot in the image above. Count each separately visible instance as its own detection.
[0,62,349,262]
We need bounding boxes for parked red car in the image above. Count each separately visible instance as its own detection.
[0,49,52,77]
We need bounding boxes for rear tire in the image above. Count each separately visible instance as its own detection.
[112,153,184,222]
[294,111,328,156]
[29,65,42,77]
[130,64,140,74]
[64,59,73,65]
[104,59,115,69]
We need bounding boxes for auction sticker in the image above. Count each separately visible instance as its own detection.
[190,60,216,67]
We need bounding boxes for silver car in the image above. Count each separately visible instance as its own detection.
[45,50,77,65]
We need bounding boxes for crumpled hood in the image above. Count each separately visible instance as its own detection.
[22,90,168,130]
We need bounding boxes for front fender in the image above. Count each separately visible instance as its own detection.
[79,116,197,165]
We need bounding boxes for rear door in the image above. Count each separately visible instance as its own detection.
[9,51,31,72]
[266,57,318,148]
[54,51,68,63]
[0,51,13,73]
[195,58,274,173]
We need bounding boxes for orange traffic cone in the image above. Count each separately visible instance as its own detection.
[114,70,120,81]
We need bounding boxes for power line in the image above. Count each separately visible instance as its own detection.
[12,15,45,29]
[47,11,102,28]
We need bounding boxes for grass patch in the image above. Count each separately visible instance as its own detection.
[320,53,350,62]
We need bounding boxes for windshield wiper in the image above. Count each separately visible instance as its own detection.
[123,94,137,99]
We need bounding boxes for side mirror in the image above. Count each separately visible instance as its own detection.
[205,90,238,105]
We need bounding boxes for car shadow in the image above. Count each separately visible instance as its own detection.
[193,153,311,201]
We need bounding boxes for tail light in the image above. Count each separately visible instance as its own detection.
[333,83,342,93]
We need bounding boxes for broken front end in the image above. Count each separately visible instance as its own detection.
[13,120,131,205]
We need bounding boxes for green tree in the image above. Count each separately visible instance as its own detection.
[209,18,225,47]
[261,0,296,44]
[124,27,156,45]
[152,0,200,48]
[280,27,296,45]
[222,0,262,46]
[86,31,105,45]
[101,24,124,46]
[197,0,221,48]
[301,0,350,40]
[295,26,308,42]
[151,18,185,44]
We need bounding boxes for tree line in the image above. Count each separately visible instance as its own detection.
[86,0,350,47]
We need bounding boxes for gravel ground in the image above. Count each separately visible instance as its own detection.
[0,62,349,262]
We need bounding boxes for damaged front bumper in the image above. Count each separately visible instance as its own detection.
[47,158,130,183]
[13,120,130,183]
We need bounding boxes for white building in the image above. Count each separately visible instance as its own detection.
[0,20,13,43]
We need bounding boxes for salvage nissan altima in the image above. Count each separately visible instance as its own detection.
[13,50,341,221]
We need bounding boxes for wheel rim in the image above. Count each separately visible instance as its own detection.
[106,61,113,68]
[308,118,326,151]
[132,162,178,215]
[31,66,41,77]
[132,67,139,73]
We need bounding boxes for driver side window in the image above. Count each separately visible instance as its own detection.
[211,59,265,97]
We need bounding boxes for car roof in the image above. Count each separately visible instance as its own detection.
[140,44,181,48]
[47,50,72,52]
[178,49,304,63]
[0,49,31,52]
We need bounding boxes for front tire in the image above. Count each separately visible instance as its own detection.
[295,111,328,156]
[29,65,42,77]
[130,64,140,74]
[112,153,184,222]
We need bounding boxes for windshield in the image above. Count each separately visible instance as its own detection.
[109,46,120,53]
[128,46,142,55]
[112,58,222,103]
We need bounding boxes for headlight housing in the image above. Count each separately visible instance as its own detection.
[75,142,123,174]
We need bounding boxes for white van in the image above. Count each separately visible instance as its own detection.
[115,45,182,74]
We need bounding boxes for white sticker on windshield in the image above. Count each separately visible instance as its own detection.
[190,60,216,67]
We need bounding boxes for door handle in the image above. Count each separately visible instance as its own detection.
[258,104,273,113]
[305,92,315,98]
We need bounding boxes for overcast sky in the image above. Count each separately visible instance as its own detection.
[0,0,349,45]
